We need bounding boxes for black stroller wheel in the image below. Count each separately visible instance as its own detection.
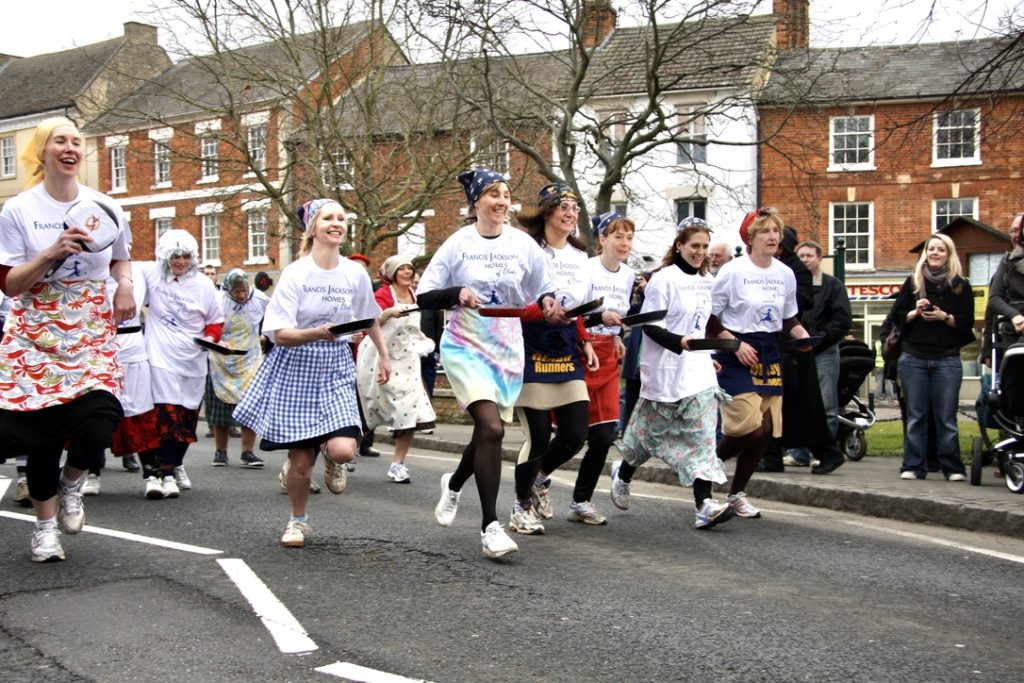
[1006,460,1024,494]
[842,429,867,461]
[970,437,984,486]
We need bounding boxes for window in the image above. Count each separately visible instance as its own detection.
[320,150,353,189]
[598,111,626,155]
[153,142,171,185]
[831,202,873,268]
[1,136,15,178]
[612,203,628,216]
[969,252,1003,287]
[473,138,508,174]
[676,110,707,165]
[247,208,268,262]
[154,217,173,242]
[200,136,218,179]
[674,198,706,225]
[829,115,874,169]
[247,124,266,171]
[201,213,221,263]
[933,109,980,165]
[934,198,976,231]
[110,145,127,192]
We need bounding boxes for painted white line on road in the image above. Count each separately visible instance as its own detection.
[217,558,318,655]
[843,519,1024,565]
[315,661,431,682]
[0,476,10,500]
[0,511,223,555]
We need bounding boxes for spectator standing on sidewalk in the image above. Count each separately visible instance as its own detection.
[890,233,974,481]
[984,213,1024,347]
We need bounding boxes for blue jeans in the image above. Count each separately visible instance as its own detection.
[897,353,965,478]
[788,344,840,465]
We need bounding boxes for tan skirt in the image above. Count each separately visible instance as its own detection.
[516,379,588,410]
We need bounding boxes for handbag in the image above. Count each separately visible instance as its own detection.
[880,326,902,362]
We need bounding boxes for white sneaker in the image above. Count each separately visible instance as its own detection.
[31,524,65,563]
[531,478,554,520]
[173,465,192,490]
[948,473,967,482]
[280,461,322,493]
[900,470,922,480]
[387,462,411,484]
[161,476,180,498]
[694,498,736,529]
[144,476,164,499]
[13,478,31,507]
[480,521,519,558]
[509,504,545,535]
[57,477,85,534]
[727,491,761,518]
[323,456,348,494]
[609,460,631,510]
[81,473,101,496]
[434,473,460,527]
[567,500,608,525]
[280,519,311,548]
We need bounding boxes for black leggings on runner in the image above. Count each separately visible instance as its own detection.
[716,409,773,495]
[449,401,504,531]
[514,401,588,502]
[567,422,617,504]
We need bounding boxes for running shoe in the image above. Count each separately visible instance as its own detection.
[727,491,761,518]
[13,479,31,507]
[161,476,180,499]
[609,460,631,510]
[122,454,141,473]
[280,519,311,548]
[173,466,192,490]
[279,461,321,493]
[694,498,736,530]
[324,457,348,494]
[57,477,85,534]
[387,462,411,484]
[509,503,545,535]
[240,451,264,469]
[213,450,229,467]
[144,476,163,499]
[434,473,460,527]
[531,478,554,520]
[81,474,101,496]
[567,500,607,525]
[31,525,65,563]
[480,521,518,558]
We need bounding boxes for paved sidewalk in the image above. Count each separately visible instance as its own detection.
[377,420,1024,538]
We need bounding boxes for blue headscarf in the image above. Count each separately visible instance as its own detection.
[538,182,577,209]
[676,216,710,232]
[457,168,507,207]
[296,198,335,234]
[592,211,624,238]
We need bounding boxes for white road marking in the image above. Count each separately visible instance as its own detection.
[0,511,223,555]
[315,661,431,682]
[217,558,318,654]
[841,519,1024,565]
[0,476,10,499]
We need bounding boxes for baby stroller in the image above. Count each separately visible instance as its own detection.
[835,339,877,461]
[971,318,1024,493]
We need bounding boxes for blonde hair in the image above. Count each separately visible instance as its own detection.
[912,233,964,294]
[298,201,344,256]
[20,117,80,189]
[742,208,784,253]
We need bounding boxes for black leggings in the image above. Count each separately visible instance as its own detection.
[614,461,713,508]
[2,391,124,502]
[514,401,588,502]
[139,440,190,479]
[570,422,617,503]
[717,409,773,495]
[449,401,505,531]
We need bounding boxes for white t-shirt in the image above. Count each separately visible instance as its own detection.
[0,183,132,280]
[543,242,589,309]
[586,256,635,336]
[639,265,718,402]
[220,288,270,329]
[261,255,380,344]
[418,225,554,306]
[139,261,223,377]
[711,255,797,333]
[112,261,150,364]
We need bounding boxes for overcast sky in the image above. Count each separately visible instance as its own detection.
[0,0,1016,58]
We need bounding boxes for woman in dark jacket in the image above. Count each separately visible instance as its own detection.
[891,233,974,481]
[984,213,1024,350]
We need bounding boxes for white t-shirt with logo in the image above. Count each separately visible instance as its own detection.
[586,257,635,336]
[711,255,797,333]
[140,261,223,377]
[639,265,718,402]
[262,255,380,344]
[543,241,589,309]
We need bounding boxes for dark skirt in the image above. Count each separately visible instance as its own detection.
[153,403,200,445]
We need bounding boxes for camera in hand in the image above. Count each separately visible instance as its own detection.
[923,304,935,312]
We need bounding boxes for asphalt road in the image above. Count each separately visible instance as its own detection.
[2,441,1022,683]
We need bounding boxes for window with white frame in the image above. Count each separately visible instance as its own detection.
[831,202,873,268]
[933,109,980,165]
[200,136,218,179]
[473,137,508,174]
[247,124,266,171]
[110,145,127,192]
[398,222,426,257]
[612,202,628,216]
[934,198,976,231]
[154,216,173,242]
[153,142,171,185]
[674,198,706,225]
[829,115,874,169]
[1,136,15,178]
[676,109,707,165]
[320,150,353,189]
[201,213,221,264]
[247,207,269,261]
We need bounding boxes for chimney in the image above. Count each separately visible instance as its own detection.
[123,21,159,45]
[581,0,616,49]
[773,0,809,50]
